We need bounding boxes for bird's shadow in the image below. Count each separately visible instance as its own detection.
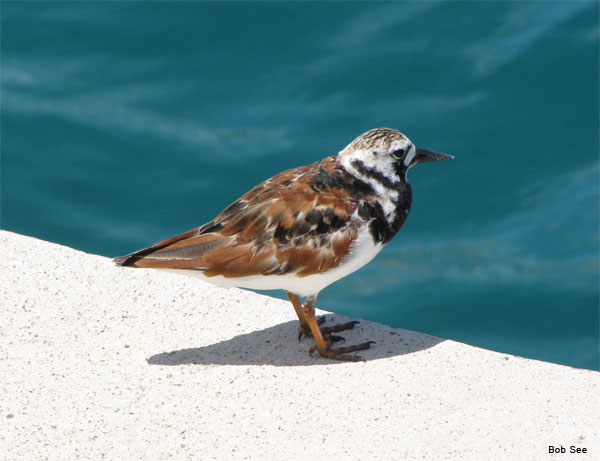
[147,314,445,367]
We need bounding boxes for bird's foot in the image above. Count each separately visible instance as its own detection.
[298,318,359,341]
[309,341,376,362]
[320,320,360,335]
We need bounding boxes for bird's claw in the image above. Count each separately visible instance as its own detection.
[329,334,345,343]
[320,320,360,334]
[309,341,375,361]
[299,318,359,340]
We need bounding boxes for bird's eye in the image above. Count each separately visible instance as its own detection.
[392,148,405,159]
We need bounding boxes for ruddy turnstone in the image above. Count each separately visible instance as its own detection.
[114,128,453,361]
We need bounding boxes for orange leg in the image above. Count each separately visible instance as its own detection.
[286,292,313,339]
[288,294,374,362]
[286,292,360,340]
[300,296,330,353]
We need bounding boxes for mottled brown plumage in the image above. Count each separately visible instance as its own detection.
[115,156,366,278]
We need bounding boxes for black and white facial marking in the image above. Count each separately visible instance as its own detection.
[339,128,415,215]
[336,128,417,244]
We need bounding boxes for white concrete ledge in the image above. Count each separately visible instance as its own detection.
[1,230,598,459]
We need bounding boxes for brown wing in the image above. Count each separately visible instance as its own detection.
[114,157,370,278]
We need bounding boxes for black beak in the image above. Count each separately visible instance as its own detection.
[414,147,454,164]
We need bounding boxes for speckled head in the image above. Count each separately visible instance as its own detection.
[340,128,410,157]
[339,127,453,172]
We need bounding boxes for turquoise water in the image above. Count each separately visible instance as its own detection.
[2,2,598,370]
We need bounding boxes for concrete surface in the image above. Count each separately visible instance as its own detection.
[0,230,598,460]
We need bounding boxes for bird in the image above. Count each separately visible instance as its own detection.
[114,127,453,361]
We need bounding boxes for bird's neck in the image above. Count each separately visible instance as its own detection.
[339,154,412,244]
[388,184,412,237]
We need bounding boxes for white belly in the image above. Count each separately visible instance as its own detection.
[158,225,384,297]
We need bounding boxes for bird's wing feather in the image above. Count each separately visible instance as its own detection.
[114,157,372,278]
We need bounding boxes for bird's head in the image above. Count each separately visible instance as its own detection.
[339,128,453,183]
